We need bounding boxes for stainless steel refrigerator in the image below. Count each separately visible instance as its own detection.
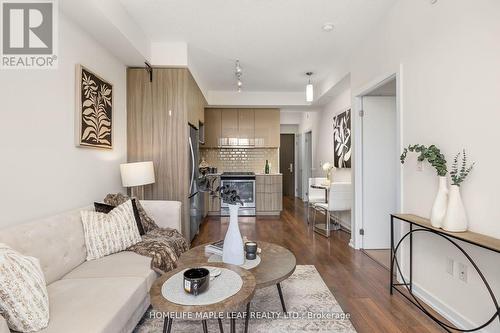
[188,125,204,241]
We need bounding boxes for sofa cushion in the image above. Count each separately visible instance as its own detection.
[62,251,158,290]
[95,199,145,235]
[0,207,89,285]
[105,193,159,233]
[0,316,8,333]
[0,243,49,332]
[39,277,147,333]
[81,200,141,261]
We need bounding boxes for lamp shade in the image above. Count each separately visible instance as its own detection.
[120,161,155,187]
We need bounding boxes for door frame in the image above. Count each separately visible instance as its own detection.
[296,133,302,198]
[279,133,296,197]
[303,130,313,201]
[351,66,404,250]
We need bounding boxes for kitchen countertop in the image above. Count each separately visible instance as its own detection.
[203,172,282,176]
[255,173,282,175]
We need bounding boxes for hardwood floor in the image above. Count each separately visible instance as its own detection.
[363,249,391,270]
[192,196,445,333]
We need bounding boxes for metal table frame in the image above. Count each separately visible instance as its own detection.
[390,214,500,332]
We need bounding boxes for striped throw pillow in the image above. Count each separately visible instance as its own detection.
[81,199,142,261]
[0,243,49,332]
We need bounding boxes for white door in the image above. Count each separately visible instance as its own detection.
[362,96,397,249]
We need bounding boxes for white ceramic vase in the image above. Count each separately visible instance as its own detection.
[442,185,468,232]
[222,204,245,265]
[430,176,448,228]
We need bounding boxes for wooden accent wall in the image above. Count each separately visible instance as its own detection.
[127,68,206,238]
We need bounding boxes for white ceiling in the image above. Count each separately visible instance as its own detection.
[119,0,397,93]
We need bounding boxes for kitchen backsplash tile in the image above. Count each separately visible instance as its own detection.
[200,148,279,173]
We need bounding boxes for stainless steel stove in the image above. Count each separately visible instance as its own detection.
[220,172,256,216]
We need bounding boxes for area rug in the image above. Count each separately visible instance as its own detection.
[134,265,357,332]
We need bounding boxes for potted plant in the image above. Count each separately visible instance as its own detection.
[197,176,245,265]
[442,150,475,232]
[400,144,448,228]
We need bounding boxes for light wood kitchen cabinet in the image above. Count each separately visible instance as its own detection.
[256,174,282,215]
[254,108,280,147]
[221,109,239,146]
[238,109,255,146]
[203,107,280,148]
[202,108,221,148]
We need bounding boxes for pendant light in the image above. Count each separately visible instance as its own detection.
[235,60,243,92]
[306,72,314,102]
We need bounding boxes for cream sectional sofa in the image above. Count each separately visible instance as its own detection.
[0,200,182,333]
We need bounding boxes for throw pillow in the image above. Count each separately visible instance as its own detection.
[104,193,158,232]
[0,243,49,332]
[81,200,142,261]
[94,199,145,235]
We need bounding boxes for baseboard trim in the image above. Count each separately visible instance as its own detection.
[409,282,491,332]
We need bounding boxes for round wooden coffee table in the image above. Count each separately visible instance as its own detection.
[179,241,296,332]
[150,262,255,333]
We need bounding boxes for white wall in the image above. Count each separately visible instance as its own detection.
[0,13,127,228]
[296,85,352,182]
[349,0,500,330]
[292,81,352,229]
[315,85,352,183]
[280,111,303,125]
[315,83,352,230]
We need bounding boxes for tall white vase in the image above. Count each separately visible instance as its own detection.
[430,176,448,228]
[222,204,245,265]
[442,185,468,232]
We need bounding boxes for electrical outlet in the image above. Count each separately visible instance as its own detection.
[446,258,454,276]
[417,161,424,172]
[458,263,468,282]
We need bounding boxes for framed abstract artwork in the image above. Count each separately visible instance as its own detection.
[75,65,113,149]
[333,109,352,168]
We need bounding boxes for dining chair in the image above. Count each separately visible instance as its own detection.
[307,177,327,224]
[312,182,352,236]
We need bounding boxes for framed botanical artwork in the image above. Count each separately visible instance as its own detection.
[333,109,352,168]
[75,64,113,149]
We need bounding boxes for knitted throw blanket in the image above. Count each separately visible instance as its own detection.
[104,193,189,274]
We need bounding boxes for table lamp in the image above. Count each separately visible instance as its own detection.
[120,161,155,199]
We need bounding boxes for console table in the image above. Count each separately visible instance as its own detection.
[390,214,500,332]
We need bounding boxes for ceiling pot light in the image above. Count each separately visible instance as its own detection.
[237,80,242,87]
[306,72,314,102]
[322,23,334,32]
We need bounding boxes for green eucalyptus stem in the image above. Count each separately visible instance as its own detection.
[400,144,448,177]
[450,149,475,186]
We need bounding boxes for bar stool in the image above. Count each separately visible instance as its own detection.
[307,177,327,224]
[313,182,352,236]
